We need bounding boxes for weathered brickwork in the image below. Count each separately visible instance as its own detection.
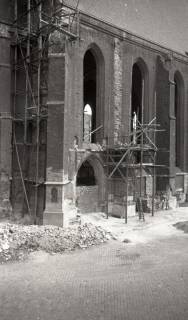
[0,22,12,217]
[113,38,123,143]
[0,4,188,225]
[76,186,99,213]
[57,15,188,225]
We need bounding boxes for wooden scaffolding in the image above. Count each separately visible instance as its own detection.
[103,117,163,223]
[11,0,80,222]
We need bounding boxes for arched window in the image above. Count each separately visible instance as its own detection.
[131,59,148,127]
[131,59,148,163]
[83,45,105,144]
[83,50,96,142]
[131,63,143,125]
[174,71,184,168]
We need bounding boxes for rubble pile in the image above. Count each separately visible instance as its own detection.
[0,223,111,263]
[173,221,188,233]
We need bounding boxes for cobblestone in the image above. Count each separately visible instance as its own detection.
[0,234,188,320]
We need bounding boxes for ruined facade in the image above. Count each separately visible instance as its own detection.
[0,1,188,225]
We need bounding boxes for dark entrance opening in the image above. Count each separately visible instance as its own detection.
[76,161,96,186]
[83,50,97,143]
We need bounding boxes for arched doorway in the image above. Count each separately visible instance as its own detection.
[76,157,105,213]
[76,160,96,186]
[83,45,105,143]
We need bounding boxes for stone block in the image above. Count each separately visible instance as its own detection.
[169,196,177,210]
[43,210,63,227]
[110,203,136,218]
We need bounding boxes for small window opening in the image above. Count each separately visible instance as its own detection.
[131,63,144,162]
[83,50,97,143]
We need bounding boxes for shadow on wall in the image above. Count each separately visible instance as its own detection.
[76,160,98,213]
[76,157,105,213]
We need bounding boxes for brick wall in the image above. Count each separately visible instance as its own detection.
[76,185,99,213]
[113,38,123,143]
[6,9,188,223]
[0,26,12,217]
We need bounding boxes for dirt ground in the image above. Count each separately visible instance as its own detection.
[81,206,188,243]
[0,208,188,320]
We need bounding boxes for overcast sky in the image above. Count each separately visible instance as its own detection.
[65,0,188,54]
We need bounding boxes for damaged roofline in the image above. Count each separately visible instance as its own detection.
[64,3,188,63]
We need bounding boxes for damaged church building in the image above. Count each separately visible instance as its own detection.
[0,0,188,226]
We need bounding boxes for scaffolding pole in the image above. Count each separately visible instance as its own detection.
[104,116,160,223]
[12,0,80,221]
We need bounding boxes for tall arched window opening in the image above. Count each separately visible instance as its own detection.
[174,72,184,168]
[131,60,148,163]
[83,50,97,143]
[131,63,143,125]
[83,45,105,144]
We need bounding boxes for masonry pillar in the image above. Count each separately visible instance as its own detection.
[113,38,123,144]
[0,25,12,217]
[43,36,65,225]
[121,50,132,141]
[156,55,176,193]
[156,56,170,191]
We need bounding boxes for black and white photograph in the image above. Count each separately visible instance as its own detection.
[0,1,188,319]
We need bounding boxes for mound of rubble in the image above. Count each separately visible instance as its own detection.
[173,221,188,233]
[0,223,112,263]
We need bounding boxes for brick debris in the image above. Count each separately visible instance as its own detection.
[0,223,112,263]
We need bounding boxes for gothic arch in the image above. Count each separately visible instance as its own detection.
[174,70,185,169]
[76,154,105,212]
[77,154,105,187]
[135,57,149,78]
[83,43,105,143]
[131,57,149,123]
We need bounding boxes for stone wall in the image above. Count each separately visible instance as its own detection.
[43,12,188,224]
[0,23,12,217]
[1,5,188,224]
[76,186,99,213]
[113,38,123,143]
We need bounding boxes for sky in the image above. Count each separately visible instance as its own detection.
[65,0,188,54]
